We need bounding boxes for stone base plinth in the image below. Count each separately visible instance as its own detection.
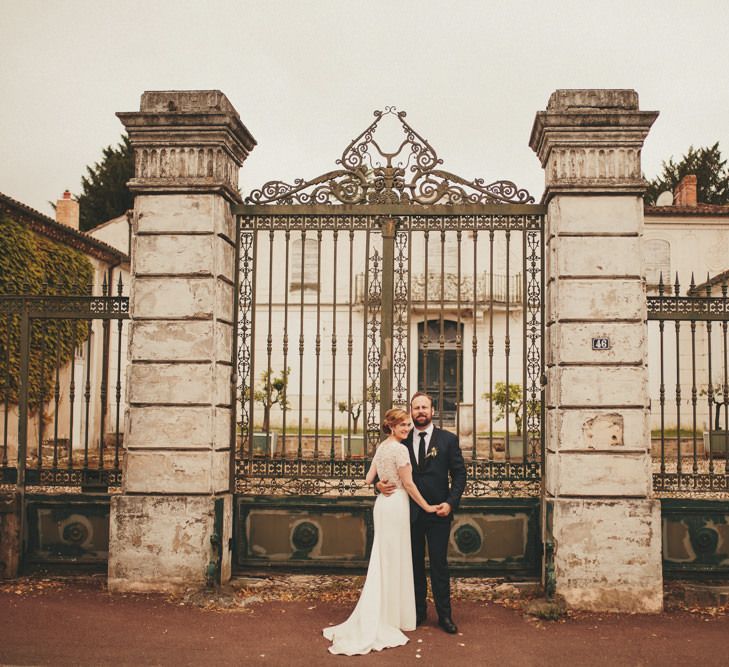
[548,497,663,613]
[108,493,232,593]
[0,492,21,579]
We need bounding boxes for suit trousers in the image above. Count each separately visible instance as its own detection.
[411,511,451,621]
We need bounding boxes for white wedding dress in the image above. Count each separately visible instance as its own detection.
[323,439,416,655]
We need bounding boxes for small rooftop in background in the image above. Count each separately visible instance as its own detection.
[0,191,129,264]
[646,174,729,217]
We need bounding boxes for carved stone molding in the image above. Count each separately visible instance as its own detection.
[529,89,658,198]
[118,90,256,203]
[545,146,642,188]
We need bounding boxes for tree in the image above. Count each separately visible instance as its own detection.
[483,382,524,435]
[701,383,729,431]
[483,382,541,436]
[645,142,729,205]
[253,368,290,431]
[338,398,363,433]
[77,135,134,231]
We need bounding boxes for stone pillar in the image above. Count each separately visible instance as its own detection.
[108,91,256,592]
[529,90,662,612]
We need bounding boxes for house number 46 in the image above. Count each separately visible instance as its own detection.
[592,337,610,350]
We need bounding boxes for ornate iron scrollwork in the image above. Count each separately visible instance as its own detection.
[246,108,534,206]
[237,231,254,451]
[366,248,382,451]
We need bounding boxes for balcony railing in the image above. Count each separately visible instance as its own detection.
[356,272,522,306]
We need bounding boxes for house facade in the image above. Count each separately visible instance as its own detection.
[245,173,729,446]
[644,175,729,434]
[0,191,130,467]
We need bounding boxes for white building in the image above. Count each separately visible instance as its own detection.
[0,191,130,467]
[644,175,729,434]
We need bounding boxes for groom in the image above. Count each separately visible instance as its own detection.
[377,392,467,634]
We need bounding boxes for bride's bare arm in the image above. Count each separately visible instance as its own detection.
[365,461,377,485]
[398,463,436,512]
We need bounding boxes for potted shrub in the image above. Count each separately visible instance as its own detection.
[703,389,729,457]
[338,398,365,457]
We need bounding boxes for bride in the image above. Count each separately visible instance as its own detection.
[323,407,437,656]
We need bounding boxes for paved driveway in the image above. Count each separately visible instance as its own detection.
[1,576,728,666]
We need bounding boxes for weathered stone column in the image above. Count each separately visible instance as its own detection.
[108,91,255,592]
[530,90,662,612]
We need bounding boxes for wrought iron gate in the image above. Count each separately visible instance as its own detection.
[647,274,729,577]
[1,283,128,572]
[232,109,545,574]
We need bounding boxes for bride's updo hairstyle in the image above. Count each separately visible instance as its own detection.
[382,407,410,435]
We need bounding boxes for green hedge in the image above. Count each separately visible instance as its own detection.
[0,215,94,407]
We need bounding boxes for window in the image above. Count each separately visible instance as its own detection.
[290,237,319,291]
[417,319,463,422]
[425,232,459,273]
[645,239,670,289]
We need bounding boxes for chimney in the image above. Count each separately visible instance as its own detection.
[673,174,697,207]
[55,190,80,229]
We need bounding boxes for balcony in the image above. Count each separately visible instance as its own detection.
[356,272,522,307]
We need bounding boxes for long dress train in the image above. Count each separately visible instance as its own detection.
[322,484,415,655]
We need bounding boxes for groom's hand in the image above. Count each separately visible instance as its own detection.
[435,502,452,517]
[376,479,396,496]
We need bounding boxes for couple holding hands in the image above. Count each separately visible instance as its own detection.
[323,392,467,656]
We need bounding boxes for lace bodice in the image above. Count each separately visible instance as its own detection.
[372,438,411,489]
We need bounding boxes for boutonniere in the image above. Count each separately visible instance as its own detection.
[426,447,439,460]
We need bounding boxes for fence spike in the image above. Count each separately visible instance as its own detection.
[706,272,711,297]
[658,272,664,296]
[674,272,680,297]
[117,273,124,296]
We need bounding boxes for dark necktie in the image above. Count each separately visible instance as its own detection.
[418,432,427,471]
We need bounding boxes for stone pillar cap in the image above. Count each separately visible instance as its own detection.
[139,90,238,115]
[546,89,639,112]
[119,90,256,155]
[117,89,256,203]
[529,88,659,200]
[530,89,658,158]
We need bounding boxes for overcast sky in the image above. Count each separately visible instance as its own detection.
[1,0,728,217]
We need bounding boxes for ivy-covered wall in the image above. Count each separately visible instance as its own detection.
[0,215,94,407]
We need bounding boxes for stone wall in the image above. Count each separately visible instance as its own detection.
[108,91,255,592]
[531,89,664,612]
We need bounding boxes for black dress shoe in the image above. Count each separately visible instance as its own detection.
[416,612,427,626]
[438,617,458,634]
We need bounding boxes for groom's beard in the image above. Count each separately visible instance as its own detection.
[412,414,432,428]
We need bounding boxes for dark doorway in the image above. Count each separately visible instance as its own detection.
[417,319,463,423]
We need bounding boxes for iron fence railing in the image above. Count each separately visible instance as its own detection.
[233,210,545,498]
[648,274,729,495]
[232,107,545,499]
[1,281,128,490]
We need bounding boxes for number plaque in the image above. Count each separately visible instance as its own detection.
[592,337,610,350]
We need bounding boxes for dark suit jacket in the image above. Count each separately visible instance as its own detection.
[404,427,467,522]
